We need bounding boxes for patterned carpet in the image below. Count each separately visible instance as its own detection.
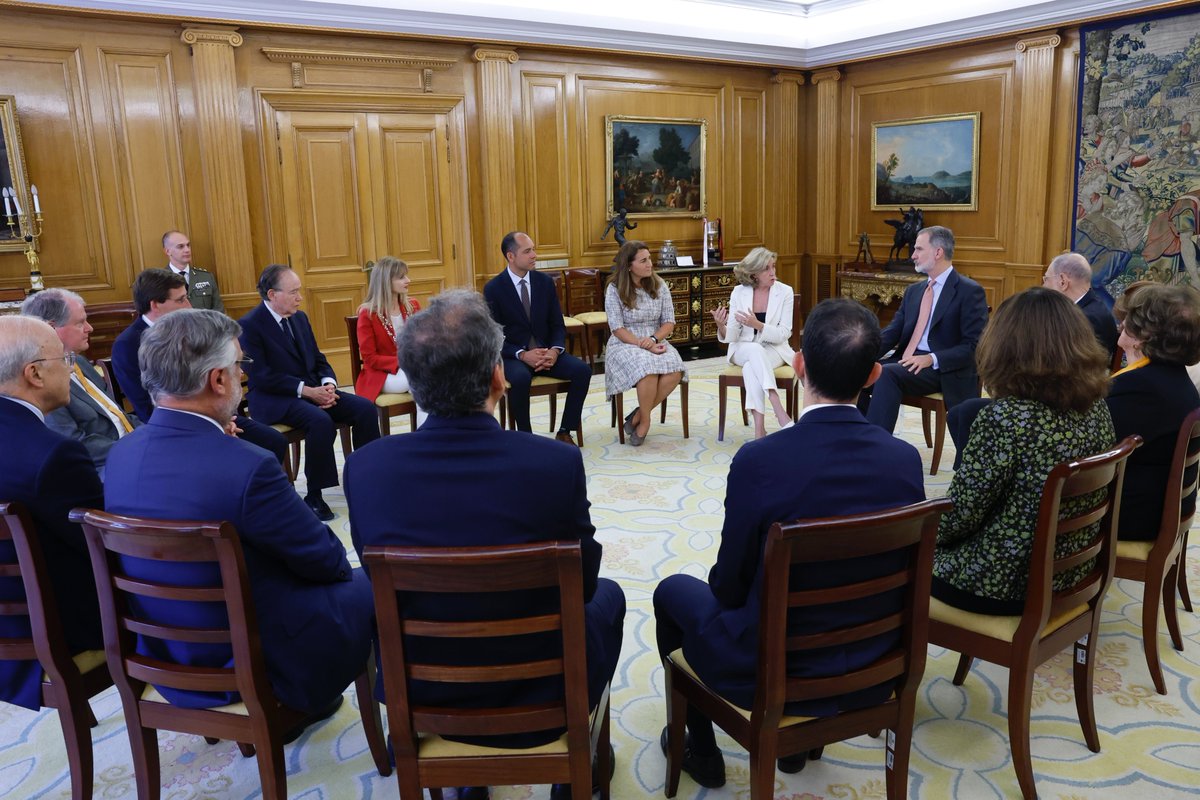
[3,357,1199,799]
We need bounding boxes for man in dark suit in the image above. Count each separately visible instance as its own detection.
[345,290,624,800]
[104,309,373,722]
[22,288,140,479]
[653,298,926,788]
[483,231,591,446]
[1043,251,1118,357]
[0,316,105,710]
[112,269,287,464]
[162,229,224,312]
[859,225,989,433]
[239,264,379,520]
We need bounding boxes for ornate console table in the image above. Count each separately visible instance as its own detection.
[838,269,922,327]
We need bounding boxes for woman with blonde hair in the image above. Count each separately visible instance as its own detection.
[711,246,794,438]
[356,257,426,424]
[933,287,1114,614]
[603,240,685,445]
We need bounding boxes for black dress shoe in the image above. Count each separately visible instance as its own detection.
[282,695,343,745]
[304,496,335,521]
[778,746,824,774]
[455,788,489,800]
[549,743,615,799]
[659,726,725,788]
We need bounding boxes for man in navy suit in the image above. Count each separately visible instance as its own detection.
[239,265,379,520]
[653,298,926,788]
[859,226,989,432]
[0,316,105,710]
[345,290,624,800]
[112,269,287,465]
[104,309,373,720]
[1043,252,1118,357]
[483,231,591,446]
[22,289,140,478]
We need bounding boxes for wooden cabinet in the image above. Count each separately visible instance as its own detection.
[659,264,737,347]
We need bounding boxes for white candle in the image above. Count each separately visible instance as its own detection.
[2,188,10,218]
[9,189,19,216]
[31,185,40,214]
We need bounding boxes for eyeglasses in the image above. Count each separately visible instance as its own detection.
[234,357,254,370]
[29,352,76,368]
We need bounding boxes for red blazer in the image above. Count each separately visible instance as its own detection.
[355,301,419,401]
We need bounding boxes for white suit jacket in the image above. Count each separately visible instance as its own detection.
[719,281,796,364]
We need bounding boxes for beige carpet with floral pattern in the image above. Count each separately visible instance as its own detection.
[3,357,1198,799]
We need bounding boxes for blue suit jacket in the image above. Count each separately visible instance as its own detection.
[238,303,337,424]
[111,316,153,422]
[483,269,567,359]
[345,412,601,743]
[877,268,988,407]
[0,399,105,710]
[1078,288,1119,357]
[688,405,926,714]
[103,409,371,713]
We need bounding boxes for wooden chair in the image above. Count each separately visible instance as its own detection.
[550,271,590,363]
[82,302,137,362]
[563,269,611,371]
[663,498,950,800]
[1114,407,1200,694]
[71,508,391,799]
[240,373,353,485]
[0,501,113,800]
[717,293,802,441]
[94,356,131,414]
[363,541,610,800]
[610,377,689,442]
[343,315,419,435]
[900,392,948,475]
[928,435,1141,800]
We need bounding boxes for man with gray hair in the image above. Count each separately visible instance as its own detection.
[103,309,374,725]
[1042,251,1118,356]
[345,290,624,800]
[0,316,105,710]
[22,288,139,478]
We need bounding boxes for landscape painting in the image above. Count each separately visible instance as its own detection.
[872,113,979,211]
[607,115,706,218]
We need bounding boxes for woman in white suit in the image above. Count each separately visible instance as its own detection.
[711,246,795,438]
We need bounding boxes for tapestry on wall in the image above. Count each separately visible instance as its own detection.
[1073,6,1200,305]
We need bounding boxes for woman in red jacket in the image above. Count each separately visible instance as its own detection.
[355,256,425,425]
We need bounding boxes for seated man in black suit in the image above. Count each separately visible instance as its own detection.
[345,290,624,800]
[483,231,591,446]
[0,316,105,710]
[111,269,287,465]
[859,225,989,433]
[239,265,379,520]
[22,288,140,479]
[1042,252,1118,357]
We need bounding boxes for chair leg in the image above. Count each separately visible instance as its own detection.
[952,653,973,685]
[718,377,728,441]
[238,742,256,757]
[128,722,162,800]
[681,380,689,439]
[1007,659,1038,800]
[1140,562,1169,695]
[1178,534,1193,612]
[356,667,392,776]
[747,732,777,800]
[498,394,508,429]
[338,426,352,460]
[286,440,301,484]
[663,668,686,798]
[886,723,914,800]
[549,393,559,433]
[614,395,625,445]
[54,689,94,800]
[920,408,933,448]
[1165,559,1185,651]
[378,408,391,436]
[1073,632,1102,751]
[929,403,946,476]
[256,740,289,800]
[597,704,611,800]
[660,397,667,424]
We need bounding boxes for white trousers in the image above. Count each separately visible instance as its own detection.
[383,370,428,428]
[731,342,786,415]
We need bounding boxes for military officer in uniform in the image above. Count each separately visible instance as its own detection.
[162,229,225,312]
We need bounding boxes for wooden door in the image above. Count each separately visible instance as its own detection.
[276,108,462,379]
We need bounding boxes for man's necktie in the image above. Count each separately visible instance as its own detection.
[281,316,296,341]
[902,281,936,360]
[73,363,134,434]
[177,269,189,289]
[520,278,532,319]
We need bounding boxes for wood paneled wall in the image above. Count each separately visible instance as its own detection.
[0,4,1093,353]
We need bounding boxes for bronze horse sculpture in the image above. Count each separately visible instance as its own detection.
[885,206,923,262]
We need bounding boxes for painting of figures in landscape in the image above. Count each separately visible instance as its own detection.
[1074,6,1200,304]
[872,113,978,211]
[607,116,706,218]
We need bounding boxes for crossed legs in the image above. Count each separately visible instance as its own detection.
[631,371,683,439]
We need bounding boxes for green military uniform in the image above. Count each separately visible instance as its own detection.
[170,266,225,313]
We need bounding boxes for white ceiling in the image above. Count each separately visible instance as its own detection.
[23,0,1174,67]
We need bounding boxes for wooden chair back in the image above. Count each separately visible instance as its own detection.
[344,315,364,385]
[363,540,601,796]
[83,302,137,362]
[1152,406,1200,558]
[789,291,802,351]
[563,269,606,315]
[94,357,130,413]
[1,501,112,800]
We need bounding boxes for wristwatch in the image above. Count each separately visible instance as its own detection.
[649,335,659,343]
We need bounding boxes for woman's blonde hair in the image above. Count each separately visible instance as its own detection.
[976,287,1109,412]
[610,240,660,309]
[361,256,412,317]
[733,247,777,287]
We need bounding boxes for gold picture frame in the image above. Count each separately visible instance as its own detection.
[872,112,979,212]
[0,96,32,252]
[607,115,706,219]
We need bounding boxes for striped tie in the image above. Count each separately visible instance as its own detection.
[73,363,134,434]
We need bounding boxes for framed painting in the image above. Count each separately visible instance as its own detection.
[872,113,979,211]
[607,115,706,219]
[0,96,32,252]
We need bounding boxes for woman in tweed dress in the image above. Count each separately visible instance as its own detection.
[604,240,685,445]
